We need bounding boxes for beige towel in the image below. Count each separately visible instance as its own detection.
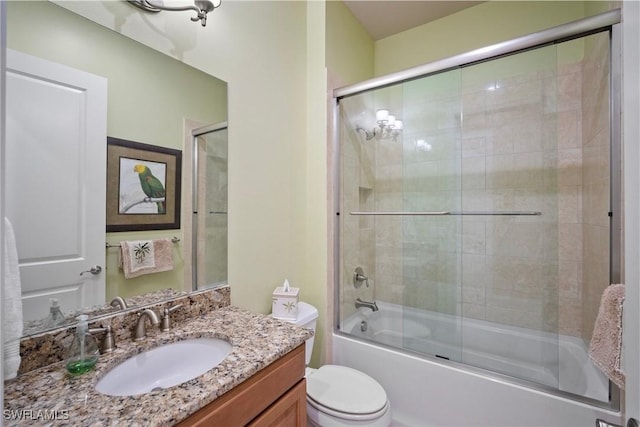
[120,239,174,279]
[588,283,625,389]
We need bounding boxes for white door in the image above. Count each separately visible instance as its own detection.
[5,49,107,322]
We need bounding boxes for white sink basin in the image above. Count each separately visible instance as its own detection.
[95,338,232,396]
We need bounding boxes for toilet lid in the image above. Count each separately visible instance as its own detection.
[306,365,388,415]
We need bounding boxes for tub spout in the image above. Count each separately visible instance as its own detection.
[355,298,378,312]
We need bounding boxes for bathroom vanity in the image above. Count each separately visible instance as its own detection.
[3,304,311,426]
[179,344,306,426]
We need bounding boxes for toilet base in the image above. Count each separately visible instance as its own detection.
[306,399,392,427]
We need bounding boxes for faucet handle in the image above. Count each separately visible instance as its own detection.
[89,325,116,353]
[353,267,369,288]
[161,304,183,332]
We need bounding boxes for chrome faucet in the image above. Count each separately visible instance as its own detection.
[110,296,128,310]
[355,298,379,312]
[134,309,160,341]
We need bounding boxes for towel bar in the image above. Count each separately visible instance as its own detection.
[105,236,180,249]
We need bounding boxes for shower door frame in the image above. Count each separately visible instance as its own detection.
[332,9,622,409]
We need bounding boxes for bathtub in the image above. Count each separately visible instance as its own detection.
[334,301,621,427]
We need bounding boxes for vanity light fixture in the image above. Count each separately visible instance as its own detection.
[356,109,403,141]
[128,0,221,27]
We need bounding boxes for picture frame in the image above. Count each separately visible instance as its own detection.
[106,137,182,232]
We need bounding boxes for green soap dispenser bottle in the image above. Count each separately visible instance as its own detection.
[65,315,99,376]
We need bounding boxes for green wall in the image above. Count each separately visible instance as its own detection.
[7,1,227,300]
[325,0,374,86]
[374,1,610,76]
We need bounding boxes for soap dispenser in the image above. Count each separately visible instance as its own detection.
[45,298,65,328]
[65,315,99,376]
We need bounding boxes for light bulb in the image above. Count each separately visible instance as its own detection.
[387,115,396,127]
[376,109,389,124]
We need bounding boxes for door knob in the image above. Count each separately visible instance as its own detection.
[80,265,103,276]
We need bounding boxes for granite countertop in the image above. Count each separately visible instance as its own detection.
[4,306,312,426]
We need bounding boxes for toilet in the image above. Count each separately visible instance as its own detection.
[280,302,392,427]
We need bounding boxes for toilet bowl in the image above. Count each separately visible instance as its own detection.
[277,302,392,426]
[306,365,391,427]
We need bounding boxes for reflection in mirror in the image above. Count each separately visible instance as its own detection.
[6,1,227,338]
[192,123,228,290]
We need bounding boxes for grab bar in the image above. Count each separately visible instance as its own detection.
[349,211,542,216]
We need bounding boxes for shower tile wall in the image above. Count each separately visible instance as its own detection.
[451,55,561,332]
[340,99,377,322]
[340,33,610,339]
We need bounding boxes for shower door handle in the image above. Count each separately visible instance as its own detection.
[349,211,542,216]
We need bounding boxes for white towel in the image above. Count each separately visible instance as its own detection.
[119,239,174,279]
[588,284,625,389]
[3,218,23,379]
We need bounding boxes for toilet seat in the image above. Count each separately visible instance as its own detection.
[306,365,389,421]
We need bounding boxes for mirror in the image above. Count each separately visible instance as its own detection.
[5,1,228,337]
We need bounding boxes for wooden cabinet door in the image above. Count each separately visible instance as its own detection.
[248,379,307,427]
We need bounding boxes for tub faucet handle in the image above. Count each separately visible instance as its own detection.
[353,267,369,288]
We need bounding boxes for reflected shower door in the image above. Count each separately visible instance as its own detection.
[193,124,228,290]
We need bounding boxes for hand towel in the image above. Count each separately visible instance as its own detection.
[588,283,625,389]
[120,238,174,279]
[3,217,23,379]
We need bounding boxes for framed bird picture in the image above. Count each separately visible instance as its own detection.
[106,137,182,232]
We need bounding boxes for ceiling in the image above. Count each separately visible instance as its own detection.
[343,1,486,40]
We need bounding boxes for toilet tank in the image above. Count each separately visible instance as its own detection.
[284,302,318,366]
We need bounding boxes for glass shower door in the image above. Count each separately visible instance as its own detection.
[337,22,614,404]
[399,70,464,362]
[339,40,563,389]
[456,43,560,387]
